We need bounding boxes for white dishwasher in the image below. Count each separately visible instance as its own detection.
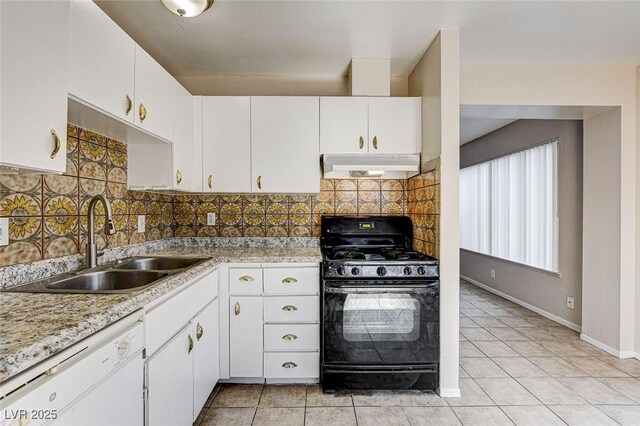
[1,318,144,426]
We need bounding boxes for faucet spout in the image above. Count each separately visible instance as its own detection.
[86,194,115,268]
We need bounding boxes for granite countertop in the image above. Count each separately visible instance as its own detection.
[0,246,321,384]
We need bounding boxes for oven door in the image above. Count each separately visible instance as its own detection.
[322,281,439,367]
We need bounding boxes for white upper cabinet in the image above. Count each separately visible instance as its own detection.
[172,81,194,191]
[367,97,421,154]
[68,0,135,123]
[251,97,320,193]
[320,97,368,154]
[0,0,69,173]
[134,46,174,141]
[202,97,251,193]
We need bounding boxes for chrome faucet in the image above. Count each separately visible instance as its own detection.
[86,195,116,268]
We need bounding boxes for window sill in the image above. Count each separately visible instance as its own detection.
[460,248,562,278]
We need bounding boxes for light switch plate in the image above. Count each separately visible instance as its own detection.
[207,213,216,226]
[0,217,8,246]
[137,215,146,233]
[490,269,496,278]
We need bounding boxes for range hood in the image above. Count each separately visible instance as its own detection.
[322,154,420,179]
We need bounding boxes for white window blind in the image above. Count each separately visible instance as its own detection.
[460,140,559,272]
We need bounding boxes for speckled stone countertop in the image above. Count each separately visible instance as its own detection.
[0,245,321,384]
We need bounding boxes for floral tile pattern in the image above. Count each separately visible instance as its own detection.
[406,159,441,258]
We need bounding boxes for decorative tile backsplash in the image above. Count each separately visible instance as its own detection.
[407,159,441,258]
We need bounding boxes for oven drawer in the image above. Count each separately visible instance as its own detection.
[264,324,319,352]
[263,267,319,295]
[229,268,263,295]
[264,352,319,379]
[264,296,319,323]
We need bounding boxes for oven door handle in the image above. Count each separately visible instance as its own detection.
[323,283,438,294]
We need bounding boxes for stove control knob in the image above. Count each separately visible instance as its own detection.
[417,266,426,275]
[336,266,346,276]
[351,267,360,276]
[403,267,412,275]
[376,266,387,276]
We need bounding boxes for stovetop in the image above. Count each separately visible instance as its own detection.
[325,247,430,262]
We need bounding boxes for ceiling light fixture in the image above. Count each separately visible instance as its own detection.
[160,0,213,17]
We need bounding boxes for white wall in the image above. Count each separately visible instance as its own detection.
[636,65,640,359]
[409,30,460,397]
[461,65,637,356]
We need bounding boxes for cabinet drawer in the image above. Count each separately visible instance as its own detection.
[229,268,263,295]
[264,352,319,379]
[263,267,319,295]
[264,296,319,323]
[264,324,319,352]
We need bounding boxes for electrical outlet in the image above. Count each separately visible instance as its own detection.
[567,296,575,310]
[137,215,146,233]
[490,269,496,278]
[207,212,216,226]
[0,217,8,246]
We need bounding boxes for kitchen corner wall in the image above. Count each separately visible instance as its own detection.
[1,125,437,268]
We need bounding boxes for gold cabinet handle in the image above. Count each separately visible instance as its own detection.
[139,103,147,122]
[282,362,297,369]
[257,175,262,190]
[50,129,61,159]
[176,169,182,185]
[125,94,132,116]
[372,136,378,149]
[359,136,364,150]
[282,305,297,312]
[196,322,203,340]
[239,275,254,282]
[282,334,297,341]
[208,175,213,189]
[282,277,298,284]
[234,302,241,316]
[188,334,194,353]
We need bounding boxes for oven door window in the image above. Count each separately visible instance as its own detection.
[343,294,420,342]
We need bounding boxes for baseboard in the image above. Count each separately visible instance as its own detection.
[461,275,582,332]
[439,387,461,398]
[578,333,630,358]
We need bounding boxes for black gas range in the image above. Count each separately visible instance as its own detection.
[320,216,440,392]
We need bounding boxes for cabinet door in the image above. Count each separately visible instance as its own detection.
[202,97,251,192]
[320,97,368,154]
[69,0,135,123]
[134,46,174,141]
[172,81,194,191]
[146,326,194,426]
[368,98,421,154]
[0,0,68,173]
[229,296,263,377]
[251,97,320,193]
[192,299,219,421]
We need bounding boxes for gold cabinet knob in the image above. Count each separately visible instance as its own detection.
[372,136,378,149]
[139,103,147,122]
[239,275,254,282]
[176,169,182,185]
[257,175,262,190]
[282,334,297,341]
[282,305,297,312]
[282,362,297,369]
[208,175,213,189]
[234,302,241,316]
[188,334,194,353]
[50,129,61,159]
[196,322,204,340]
[359,136,364,150]
[125,94,132,116]
[281,277,297,284]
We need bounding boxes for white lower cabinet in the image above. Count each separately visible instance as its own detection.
[192,301,220,421]
[264,352,320,380]
[229,296,263,378]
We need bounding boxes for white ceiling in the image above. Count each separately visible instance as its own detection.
[96,0,640,79]
[459,118,518,145]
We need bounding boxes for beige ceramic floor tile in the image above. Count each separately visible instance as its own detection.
[496,316,536,328]
[305,385,352,407]
[515,378,587,405]
[596,404,640,425]
[212,384,264,407]
[460,317,480,328]
[200,407,256,426]
[485,327,530,341]
[459,357,510,378]
[475,378,540,406]
[570,340,611,356]
[252,408,304,426]
[394,391,447,406]
[527,357,590,378]
[512,327,555,341]
[473,341,520,357]
[355,406,410,426]
[504,340,554,357]
[451,406,513,426]
[460,327,499,341]
[596,378,640,403]
[492,357,549,378]
[460,341,487,358]
[461,308,492,318]
[564,357,629,377]
[403,407,462,425]
[445,378,494,407]
[538,340,590,357]
[472,317,509,328]
[352,390,401,406]
[258,385,307,407]
[556,377,635,405]
[304,407,357,426]
[597,356,640,377]
[500,405,566,426]
[459,365,470,378]
[548,404,619,426]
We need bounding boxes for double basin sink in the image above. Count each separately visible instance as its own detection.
[4,256,211,294]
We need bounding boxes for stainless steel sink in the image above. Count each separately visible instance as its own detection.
[113,256,207,271]
[45,270,168,293]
